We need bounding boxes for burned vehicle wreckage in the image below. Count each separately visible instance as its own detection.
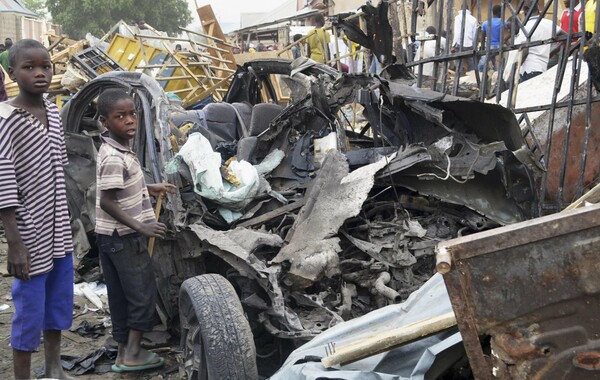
[62,58,539,377]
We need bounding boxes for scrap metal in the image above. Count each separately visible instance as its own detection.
[436,203,600,380]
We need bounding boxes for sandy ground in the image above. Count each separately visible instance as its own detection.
[0,240,183,380]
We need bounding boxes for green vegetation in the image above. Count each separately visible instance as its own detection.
[47,0,192,39]
[22,0,47,18]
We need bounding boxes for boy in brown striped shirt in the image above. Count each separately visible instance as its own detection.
[95,88,175,373]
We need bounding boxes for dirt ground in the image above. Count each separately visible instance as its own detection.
[0,240,183,380]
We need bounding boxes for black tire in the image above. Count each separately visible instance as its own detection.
[179,274,258,380]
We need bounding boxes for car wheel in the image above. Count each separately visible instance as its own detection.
[179,274,258,380]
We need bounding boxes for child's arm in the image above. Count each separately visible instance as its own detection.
[99,189,167,238]
[0,207,31,280]
[147,183,177,198]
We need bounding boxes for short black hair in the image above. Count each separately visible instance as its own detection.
[8,39,47,68]
[426,26,437,35]
[97,88,134,117]
[293,33,302,42]
[314,13,325,27]
[4,38,12,48]
[492,5,502,17]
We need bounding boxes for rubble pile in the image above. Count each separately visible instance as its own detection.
[60,54,539,375]
[145,60,539,347]
[7,5,540,375]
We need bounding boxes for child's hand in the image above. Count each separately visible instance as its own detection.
[139,221,167,238]
[147,183,177,198]
[7,241,31,280]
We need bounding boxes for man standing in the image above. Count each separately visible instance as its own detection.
[560,0,582,37]
[416,26,447,78]
[452,6,478,73]
[0,38,13,72]
[479,5,505,71]
[517,0,559,82]
[307,13,330,64]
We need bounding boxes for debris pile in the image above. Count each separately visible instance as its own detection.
[159,60,538,341]
[62,51,540,379]
[3,5,235,109]
[6,3,541,375]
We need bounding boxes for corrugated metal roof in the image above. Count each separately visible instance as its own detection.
[0,0,37,17]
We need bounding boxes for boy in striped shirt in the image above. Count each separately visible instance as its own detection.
[0,39,74,379]
[95,88,175,373]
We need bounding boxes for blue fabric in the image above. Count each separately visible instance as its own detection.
[482,18,504,48]
[11,254,74,351]
[520,71,543,83]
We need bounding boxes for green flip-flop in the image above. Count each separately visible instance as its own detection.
[111,352,165,373]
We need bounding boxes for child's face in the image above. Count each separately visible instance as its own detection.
[102,97,138,145]
[9,47,52,95]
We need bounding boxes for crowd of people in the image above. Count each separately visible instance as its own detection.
[416,0,588,86]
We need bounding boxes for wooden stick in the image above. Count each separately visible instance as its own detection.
[563,183,600,211]
[321,311,457,368]
[148,195,163,257]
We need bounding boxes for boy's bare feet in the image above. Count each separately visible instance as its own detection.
[114,330,162,367]
[44,331,74,379]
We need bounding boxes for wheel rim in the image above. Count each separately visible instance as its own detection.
[182,297,208,380]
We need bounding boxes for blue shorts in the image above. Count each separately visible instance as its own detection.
[11,254,74,351]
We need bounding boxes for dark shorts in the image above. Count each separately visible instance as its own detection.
[97,232,156,343]
[11,254,74,351]
[520,71,543,83]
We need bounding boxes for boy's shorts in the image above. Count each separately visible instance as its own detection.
[97,232,156,343]
[11,254,74,351]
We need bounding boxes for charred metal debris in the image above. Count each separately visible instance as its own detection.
[63,59,539,371]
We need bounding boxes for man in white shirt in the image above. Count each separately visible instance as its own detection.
[416,26,447,77]
[452,7,478,72]
[517,0,562,82]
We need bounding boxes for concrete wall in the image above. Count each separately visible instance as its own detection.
[0,13,20,41]
[0,13,61,43]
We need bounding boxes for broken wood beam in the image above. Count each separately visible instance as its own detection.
[237,199,305,228]
[321,311,457,368]
[563,183,600,211]
[180,27,237,48]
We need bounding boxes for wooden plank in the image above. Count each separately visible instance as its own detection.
[564,183,600,211]
[321,311,457,368]
[237,199,305,228]
[196,5,237,77]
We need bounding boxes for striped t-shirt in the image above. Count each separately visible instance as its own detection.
[95,136,155,236]
[0,100,74,276]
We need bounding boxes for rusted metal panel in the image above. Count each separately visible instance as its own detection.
[437,204,600,379]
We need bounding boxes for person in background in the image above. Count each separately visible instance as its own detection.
[0,65,7,102]
[479,5,505,72]
[452,6,478,73]
[0,38,14,72]
[416,26,446,78]
[307,13,330,63]
[0,38,74,380]
[560,0,582,38]
[291,34,303,59]
[518,0,563,82]
[329,29,350,72]
[248,43,256,53]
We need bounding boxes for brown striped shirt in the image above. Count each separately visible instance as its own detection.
[0,100,73,276]
[95,136,155,236]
